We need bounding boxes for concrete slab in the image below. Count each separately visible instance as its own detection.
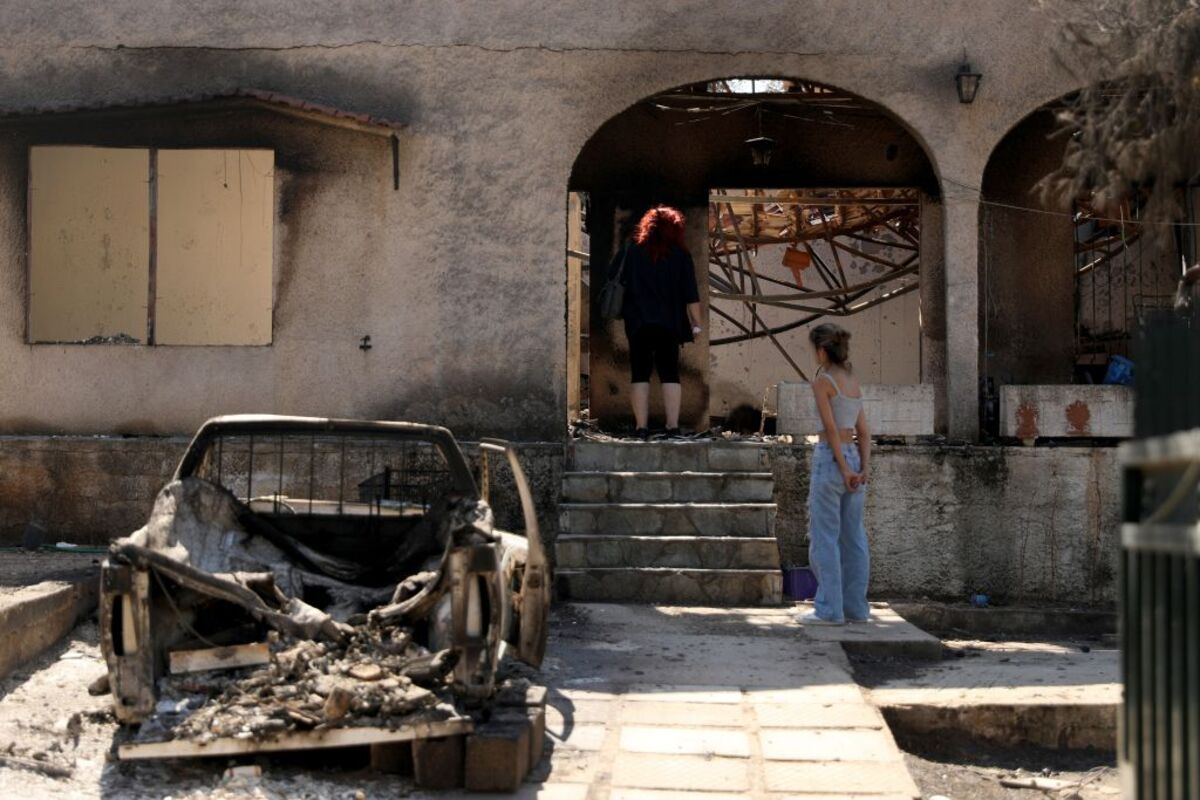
[793,602,944,660]
[745,685,867,705]
[617,700,750,727]
[534,603,920,798]
[759,728,900,762]
[867,639,1119,750]
[611,752,752,792]
[890,600,1116,638]
[763,760,920,795]
[753,703,885,730]
[545,697,613,726]
[610,792,746,800]
[619,725,752,757]
[868,639,1119,706]
[546,723,607,751]
[0,563,99,678]
[551,632,854,689]
[621,684,743,704]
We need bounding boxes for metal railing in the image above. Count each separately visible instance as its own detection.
[1120,307,1200,798]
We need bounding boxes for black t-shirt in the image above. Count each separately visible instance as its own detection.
[613,243,701,343]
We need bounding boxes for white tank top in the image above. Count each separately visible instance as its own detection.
[820,372,863,428]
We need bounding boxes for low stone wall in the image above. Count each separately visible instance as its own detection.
[0,436,1117,605]
[0,436,188,545]
[772,443,1120,605]
[999,384,1134,440]
[0,435,562,548]
[777,383,936,437]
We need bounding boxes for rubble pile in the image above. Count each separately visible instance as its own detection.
[137,623,465,745]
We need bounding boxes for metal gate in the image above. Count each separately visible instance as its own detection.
[1120,308,1200,798]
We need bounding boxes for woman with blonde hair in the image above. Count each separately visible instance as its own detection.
[798,322,872,625]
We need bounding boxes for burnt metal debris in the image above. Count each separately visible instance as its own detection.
[98,415,549,784]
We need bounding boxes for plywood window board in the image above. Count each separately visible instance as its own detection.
[28,146,150,343]
[28,145,275,346]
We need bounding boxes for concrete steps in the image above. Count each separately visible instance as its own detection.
[569,440,770,472]
[562,471,774,503]
[556,567,783,606]
[559,502,776,537]
[556,535,780,570]
[555,441,782,606]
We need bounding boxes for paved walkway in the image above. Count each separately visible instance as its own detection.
[519,604,920,800]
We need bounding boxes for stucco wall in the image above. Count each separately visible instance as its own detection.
[1,434,1118,605]
[772,443,1120,605]
[0,1,1097,441]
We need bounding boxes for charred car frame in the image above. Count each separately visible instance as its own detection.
[99,415,549,732]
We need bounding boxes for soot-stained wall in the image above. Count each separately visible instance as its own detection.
[0,108,560,439]
[0,1,1101,440]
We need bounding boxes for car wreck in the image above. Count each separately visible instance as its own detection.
[98,415,549,779]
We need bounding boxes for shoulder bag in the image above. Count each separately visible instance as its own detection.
[599,242,630,321]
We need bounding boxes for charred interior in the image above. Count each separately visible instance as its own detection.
[567,77,940,431]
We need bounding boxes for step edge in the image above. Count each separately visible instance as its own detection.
[556,567,783,575]
[563,471,774,478]
[555,534,779,542]
[559,501,777,509]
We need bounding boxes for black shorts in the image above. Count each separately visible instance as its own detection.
[629,325,681,383]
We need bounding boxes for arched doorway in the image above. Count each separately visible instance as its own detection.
[978,93,1191,438]
[566,77,942,434]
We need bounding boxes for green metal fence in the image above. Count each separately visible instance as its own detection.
[1121,309,1200,798]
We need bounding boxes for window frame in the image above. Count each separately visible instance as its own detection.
[26,144,277,347]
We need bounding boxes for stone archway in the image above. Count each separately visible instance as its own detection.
[566,77,944,434]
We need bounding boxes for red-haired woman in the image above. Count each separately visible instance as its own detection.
[615,206,703,438]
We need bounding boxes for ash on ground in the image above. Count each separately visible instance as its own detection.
[134,623,466,745]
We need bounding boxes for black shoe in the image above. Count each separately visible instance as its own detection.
[634,427,650,441]
[665,427,682,439]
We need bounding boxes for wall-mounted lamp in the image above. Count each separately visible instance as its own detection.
[955,52,982,104]
[745,106,775,166]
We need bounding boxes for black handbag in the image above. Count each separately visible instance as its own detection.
[599,243,630,321]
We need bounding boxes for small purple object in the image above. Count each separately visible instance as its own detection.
[783,567,818,600]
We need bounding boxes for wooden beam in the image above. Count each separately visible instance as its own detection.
[709,194,918,206]
[118,718,474,760]
[712,263,919,303]
[169,642,270,675]
[831,239,920,271]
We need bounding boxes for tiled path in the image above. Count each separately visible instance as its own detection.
[513,604,920,799]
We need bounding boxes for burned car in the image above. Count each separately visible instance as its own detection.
[99,415,548,757]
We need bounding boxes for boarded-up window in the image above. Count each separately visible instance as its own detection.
[28,146,274,345]
[29,147,150,343]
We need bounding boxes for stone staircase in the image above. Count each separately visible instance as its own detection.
[555,440,783,605]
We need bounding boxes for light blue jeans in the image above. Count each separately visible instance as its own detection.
[807,442,870,623]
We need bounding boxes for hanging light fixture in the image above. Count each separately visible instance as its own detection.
[955,50,982,104]
[745,105,775,166]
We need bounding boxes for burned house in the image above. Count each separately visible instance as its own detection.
[1,2,1197,608]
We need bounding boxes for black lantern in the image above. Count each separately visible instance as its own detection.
[745,135,776,166]
[955,55,982,104]
[745,106,775,165]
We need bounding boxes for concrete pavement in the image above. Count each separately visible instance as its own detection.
[515,604,921,799]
